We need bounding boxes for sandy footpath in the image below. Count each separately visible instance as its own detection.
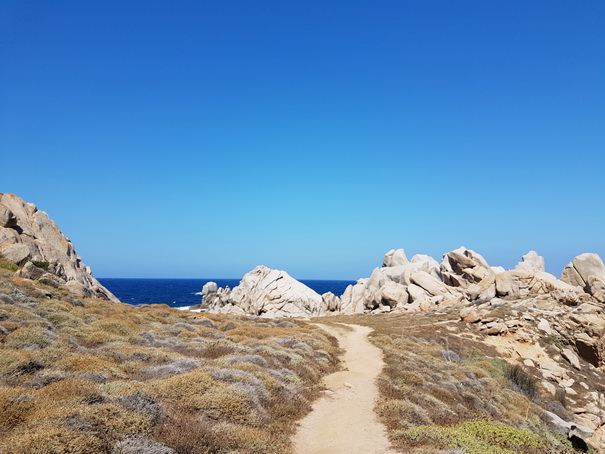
[292,323,397,454]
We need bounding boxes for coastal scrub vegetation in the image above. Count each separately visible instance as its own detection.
[321,312,580,454]
[0,269,339,453]
[0,253,19,272]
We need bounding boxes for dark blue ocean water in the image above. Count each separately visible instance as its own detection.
[98,278,355,308]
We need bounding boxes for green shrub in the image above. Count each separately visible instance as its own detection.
[505,364,537,400]
[31,261,50,270]
[0,254,19,272]
[394,420,546,453]
[38,278,58,288]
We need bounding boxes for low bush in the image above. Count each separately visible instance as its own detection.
[1,423,105,454]
[394,420,546,453]
[505,364,538,400]
[0,258,19,272]
[55,354,122,376]
[37,378,100,403]
[0,350,38,377]
[31,261,50,270]
[140,359,200,378]
[38,278,59,288]
[112,435,174,454]
[4,327,52,349]
[117,390,164,424]
[0,387,37,430]
[79,402,153,437]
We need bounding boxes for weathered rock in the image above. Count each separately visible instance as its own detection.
[410,270,452,296]
[202,282,218,296]
[441,247,494,288]
[494,270,573,299]
[407,283,429,304]
[490,297,506,307]
[379,304,391,313]
[0,204,16,227]
[535,271,579,292]
[380,265,409,285]
[410,254,442,280]
[562,348,582,369]
[504,319,523,328]
[203,266,323,318]
[484,322,508,335]
[573,253,605,283]
[587,276,605,303]
[495,270,531,298]
[543,411,594,448]
[561,253,605,293]
[378,281,409,308]
[516,250,545,274]
[381,255,441,286]
[339,280,367,314]
[0,193,119,302]
[321,292,341,314]
[466,275,496,301]
[561,263,586,288]
[382,249,408,267]
[574,332,601,367]
[0,243,30,265]
[460,307,481,323]
[537,318,552,335]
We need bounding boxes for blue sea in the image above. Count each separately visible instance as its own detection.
[98,278,355,308]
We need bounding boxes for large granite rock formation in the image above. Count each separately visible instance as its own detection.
[0,193,118,302]
[202,248,604,320]
[201,265,323,318]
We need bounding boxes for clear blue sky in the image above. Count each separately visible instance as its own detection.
[1,1,603,279]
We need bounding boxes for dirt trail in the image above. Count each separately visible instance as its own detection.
[292,323,397,454]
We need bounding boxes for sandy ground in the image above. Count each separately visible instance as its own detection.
[292,323,397,454]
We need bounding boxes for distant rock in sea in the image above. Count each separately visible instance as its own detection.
[0,193,119,302]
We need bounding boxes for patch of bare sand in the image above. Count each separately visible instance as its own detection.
[292,323,397,454]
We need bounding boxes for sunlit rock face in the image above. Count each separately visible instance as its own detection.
[202,265,323,318]
[0,193,119,302]
[203,247,604,319]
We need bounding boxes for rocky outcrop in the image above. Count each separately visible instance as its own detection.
[441,247,494,288]
[382,249,408,267]
[561,253,605,301]
[0,193,118,302]
[455,290,605,451]
[203,248,605,319]
[201,266,323,318]
[515,250,545,274]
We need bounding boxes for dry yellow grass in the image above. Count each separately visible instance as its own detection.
[317,312,578,454]
[0,274,339,453]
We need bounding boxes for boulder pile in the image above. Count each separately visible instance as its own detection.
[201,247,605,319]
[202,266,324,317]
